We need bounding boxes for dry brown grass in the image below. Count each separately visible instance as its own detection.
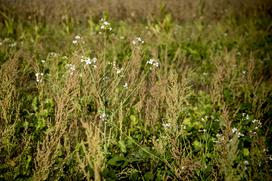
[0,0,271,24]
[0,1,271,179]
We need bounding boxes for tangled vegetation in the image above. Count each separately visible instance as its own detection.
[0,0,272,180]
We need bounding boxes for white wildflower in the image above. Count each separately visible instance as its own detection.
[80,56,86,63]
[72,35,81,44]
[103,21,110,26]
[162,123,171,129]
[65,64,76,75]
[92,57,97,63]
[214,133,225,143]
[238,132,244,137]
[99,18,112,32]
[244,160,249,165]
[9,42,17,47]
[252,119,262,127]
[35,73,44,83]
[81,56,97,67]
[147,58,155,65]
[123,82,128,89]
[132,37,144,45]
[99,112,107,121]
[246,114,250,120]
[153,62,159,67]
[85,58,91,65]
[75,35,81,40]
[232,127,238,134]
[116,67,123,75]
[49,52,57,57]
[102,76,109,81]
[147,58,160,68]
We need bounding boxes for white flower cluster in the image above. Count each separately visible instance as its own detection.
[116,67,123,75]
[123,82,128,89]
[110,61,124,76]
[199,128,207,133]
[242,113,250,120]
[147,58,160,68]
[9,42,17,48]
[48,52,58,57]
[72,35,81,44]
[162,122,171,129]
[268,155,272,161]
[252,119,262,129]
[132,37,144,45]
[35,73,44,83]
[244,160,249,170]
[232,127,244,137]
[99,112,108,121]
[213,133,225,143]
[99,18,112,32]
[242,113,262,135]
[1,38,17,47]
[65,64,76,75]
[80,56,97,68]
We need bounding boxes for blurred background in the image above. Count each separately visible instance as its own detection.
[0,0,271,23]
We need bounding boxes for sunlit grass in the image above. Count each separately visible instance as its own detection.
[0,1,272,180]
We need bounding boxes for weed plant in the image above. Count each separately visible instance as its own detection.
[0,1,272,180]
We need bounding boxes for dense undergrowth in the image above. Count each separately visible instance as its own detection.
[0,1,272,180]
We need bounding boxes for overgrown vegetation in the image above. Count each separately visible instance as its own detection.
[0,0,272,180]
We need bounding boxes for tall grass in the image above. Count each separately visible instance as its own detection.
[0,1,272,180]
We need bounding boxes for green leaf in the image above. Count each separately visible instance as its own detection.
[242,148,250,157]
[183,118,192,128]
[107,156,125,166]
[144,171,154,181]
[193,121,203,130]
[193,140,202,151]
[130,115,138,126]
[118,140,127,153]
[36,118,46,130]
[31,97,39,112]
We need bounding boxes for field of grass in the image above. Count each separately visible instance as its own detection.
[0,0,272,180]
